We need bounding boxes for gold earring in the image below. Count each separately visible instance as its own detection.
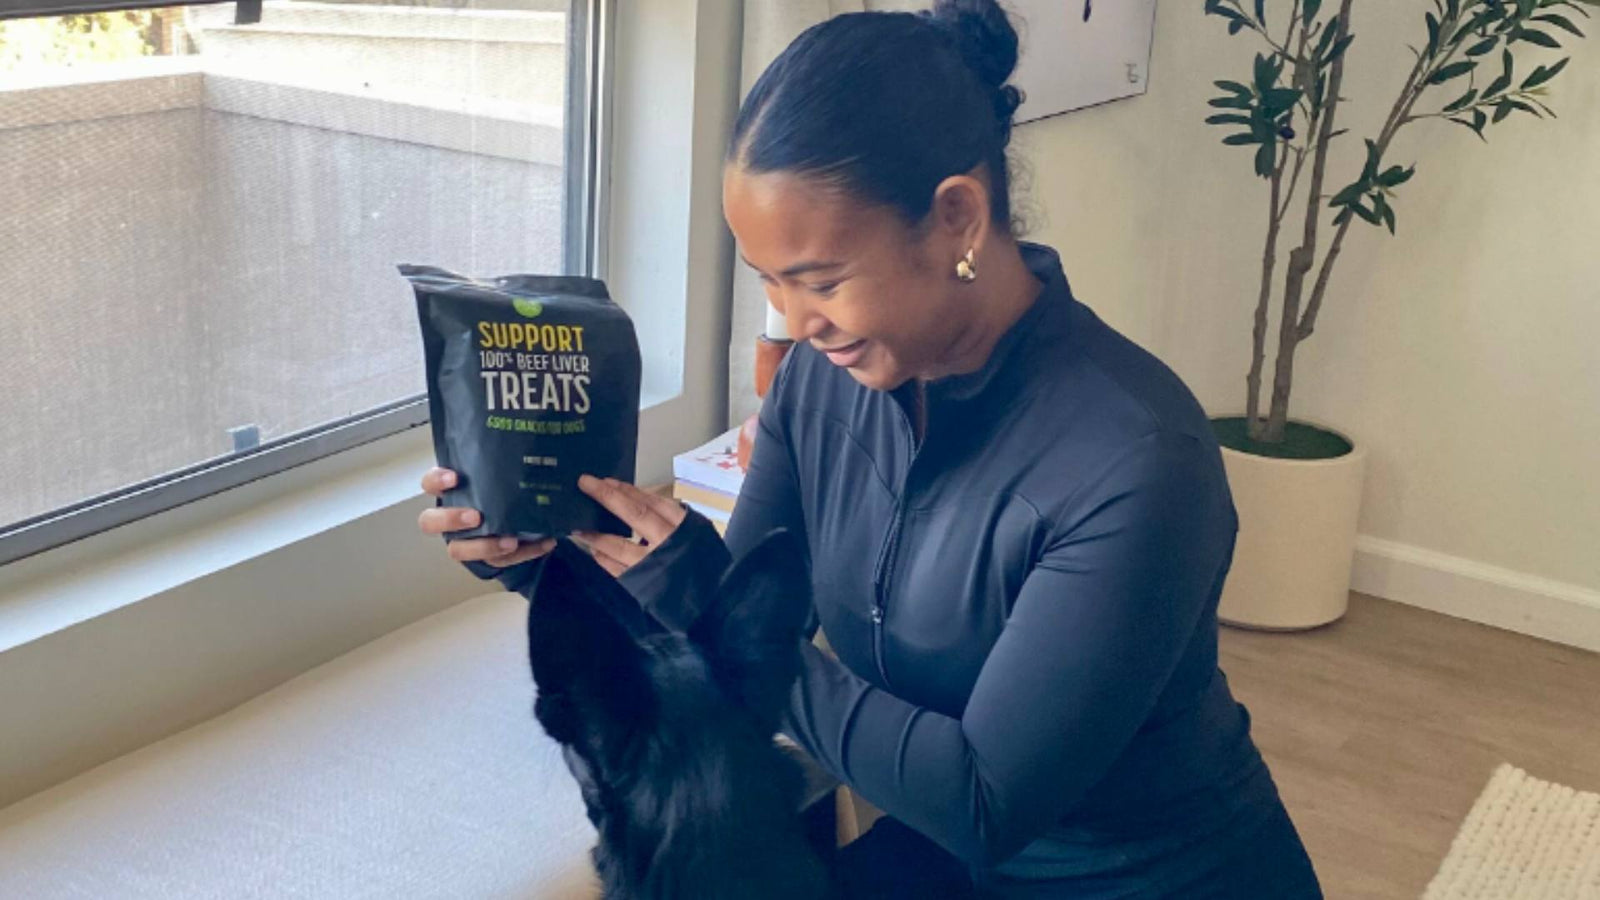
[955,248,978,283]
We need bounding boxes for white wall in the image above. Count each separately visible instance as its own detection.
[605,0,741,462]
[1008,2,1599,599]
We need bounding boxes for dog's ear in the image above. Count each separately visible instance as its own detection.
[687,530,812,730]
[527,541,657,752]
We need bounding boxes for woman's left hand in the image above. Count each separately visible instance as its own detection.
[575,475,688,577]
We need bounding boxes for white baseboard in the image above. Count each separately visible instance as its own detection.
[1353,536,1600,654]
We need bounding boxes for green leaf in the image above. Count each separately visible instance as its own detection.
[1515,27,1563,46]
[1534,12,1585,35]
[1229,17,1248,35]
[1215,79,1253,96]
[1517,0,1536,16]
[1484,49,1515,96]
[1351,201,1382,225]
[1326,34,1355,66]
[1304,0,1324,28]
[1521,56,1571,88]
[1361,138,1382,180]
[1208,1,1246,24]
[1315,15,1341,58]
[1446,0,1460,20]
[1506,98,1542,117]
[1426,12,1442,52]
[1428,60,1478,83]
[1466,36,1499,55]
[1525,95,1559,117]
[1223,132,1260,145]
[1492,99,1515,122]
[1376,194,1397,234]
[1454,11,1489,42]
[1472,106,1490,139]
[1466,14,1499,41]
[1255,0,1267,27]
[1442,88,1479,112]
[1253,53,1282,91]
[1209,95,1255,109]
[1329,182,1366,206]
[1254,141,1277,177]
[512,298,544,319]
[1206,113,1255,125]
[1263,87,1303,113]
[1378,164,1416,187]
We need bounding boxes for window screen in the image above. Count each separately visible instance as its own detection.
[0,0,594,560]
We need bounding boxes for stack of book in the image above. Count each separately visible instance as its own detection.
[671,426,744,534]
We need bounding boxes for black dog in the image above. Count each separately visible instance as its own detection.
[526,532,831,900]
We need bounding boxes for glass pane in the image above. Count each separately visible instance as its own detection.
[0,0,576,531]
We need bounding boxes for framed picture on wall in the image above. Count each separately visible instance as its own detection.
[1010,0,1160,123]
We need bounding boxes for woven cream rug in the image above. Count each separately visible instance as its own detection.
[1424,764,1600,899]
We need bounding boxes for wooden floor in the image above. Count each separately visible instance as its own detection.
[1220,593,1600,900]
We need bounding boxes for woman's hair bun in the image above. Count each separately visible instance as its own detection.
[732,3,1029,228]
[927,0,1024,124]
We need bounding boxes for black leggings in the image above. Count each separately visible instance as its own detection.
[830,817,976,900]
[830,807,1323,900]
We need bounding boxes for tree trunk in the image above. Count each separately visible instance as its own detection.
[1246,153,1284,442]
[1265,248,1313,442]
[1262,0,1355,444]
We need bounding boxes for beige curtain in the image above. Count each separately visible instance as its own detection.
[727,0,867,426]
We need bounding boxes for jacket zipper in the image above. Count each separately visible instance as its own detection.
[870,502,904,687]
[870,385,924,689]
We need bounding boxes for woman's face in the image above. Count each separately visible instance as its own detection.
[723,166,974,392]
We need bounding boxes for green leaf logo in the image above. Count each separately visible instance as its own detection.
[513,298,543,318]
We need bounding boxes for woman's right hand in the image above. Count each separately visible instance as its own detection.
[418,467,555,569]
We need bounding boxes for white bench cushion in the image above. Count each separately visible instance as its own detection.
[0,594,599,899]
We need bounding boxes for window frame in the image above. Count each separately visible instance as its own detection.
[0,0,613,567]
[1,0,222,18]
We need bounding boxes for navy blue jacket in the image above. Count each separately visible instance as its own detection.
[498,244,1319,896]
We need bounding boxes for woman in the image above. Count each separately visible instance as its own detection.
[419,1,1324,897]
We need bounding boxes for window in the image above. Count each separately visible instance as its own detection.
[0,0,607,565]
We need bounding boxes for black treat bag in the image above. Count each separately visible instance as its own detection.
[403,265,640,542]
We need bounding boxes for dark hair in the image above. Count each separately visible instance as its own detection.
[729,0,1025,229]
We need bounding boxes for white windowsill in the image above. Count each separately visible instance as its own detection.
[0,381,680,655]
[0,426,436,653]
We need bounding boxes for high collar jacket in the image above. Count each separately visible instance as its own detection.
[608,244,1305,895]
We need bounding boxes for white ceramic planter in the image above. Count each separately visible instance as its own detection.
[1216,421,1367,630]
